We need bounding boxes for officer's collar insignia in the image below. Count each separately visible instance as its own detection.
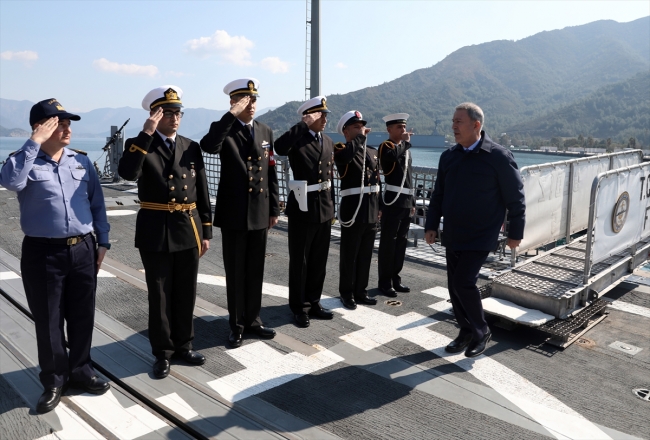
[165,89,178,101]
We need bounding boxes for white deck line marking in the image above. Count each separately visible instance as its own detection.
[428,300,454,315]
[97,269,116,278]
[35,404,106,440]
[0,271,20,280]
[156,392,199,420]
[70,389,167,439]
[262,282,289,299]
[422,286,450,299]
[194,306,221,322]
[0,188,6,191]
[606,299,650,319]
[106,210,137,216]
[196,273,227,287]
[207,341,343,402]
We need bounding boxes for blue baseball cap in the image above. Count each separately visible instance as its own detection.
[29,99,81,126]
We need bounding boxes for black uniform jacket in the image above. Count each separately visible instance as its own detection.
[425,131,526,252]
[334,134,381,224]
[200,112,280,231]
[379,139,415,210]
[274,121,335,223]
[118,131,213,252]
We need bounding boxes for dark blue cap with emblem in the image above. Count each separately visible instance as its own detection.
[29,99,81,126]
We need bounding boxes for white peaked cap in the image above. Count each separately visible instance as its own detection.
[223,78,260,97]
[297,95,331,115]
[142,85,183,111]
[336,110,367,135]
[382,113,410,125]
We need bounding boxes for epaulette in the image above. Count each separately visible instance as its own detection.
[71,149,87,155]
[334,142,346,151]
[379,140,395,150]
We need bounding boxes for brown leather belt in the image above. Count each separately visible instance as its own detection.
[139,202,201,251]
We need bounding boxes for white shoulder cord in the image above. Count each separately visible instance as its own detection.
[338,140,367,228]
[382,147,409,206]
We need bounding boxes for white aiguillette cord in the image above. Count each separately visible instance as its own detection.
[338,140,367,228]
[382,146,409,206]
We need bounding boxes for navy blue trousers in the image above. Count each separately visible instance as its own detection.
[339,222,377,299]
[21,234,97,388]
[378,207,411,289]
[445,249,490,339]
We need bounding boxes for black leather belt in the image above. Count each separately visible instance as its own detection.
[25,233,91,246]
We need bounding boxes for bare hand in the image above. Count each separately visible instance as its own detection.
[30,117,59,144]
[363,127,372,136]
[301,112,321,127]
[425,230,437,245]
[143,107,163,135]
[410,207,416,217]
[401,131,414,142]
[269,216,279,229]
[507,238,521,249]
[378,210,382,221]
[200,239,210,258]
[230,96,251,117]
[96,246,108,274]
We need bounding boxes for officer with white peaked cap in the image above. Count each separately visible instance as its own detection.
[119,85,213,378]
[334,110,381,310]
[274,96,335,328]
[377,112,415,297]
[200,78,280,348]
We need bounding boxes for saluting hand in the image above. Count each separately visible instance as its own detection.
[230,96,251,117]
[143,107,164,136]
[425,230,437,245]
[30,117,59,144]
[301,111,321,127]
[363,127,372,136]
[401,131,414,142]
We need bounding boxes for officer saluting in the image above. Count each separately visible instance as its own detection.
[377,113,415,297]
[274,96,335,328]
[0,99,110,413]
[118,86,212,379]
[200,78,279,348]
[334,111,380,309]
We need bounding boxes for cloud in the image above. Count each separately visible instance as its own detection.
[92,58,159,77]
[260,57,289,74]
[1,50,38,62]
[335,62,347,69]
[166,70,192,77]
[185,30,254,66]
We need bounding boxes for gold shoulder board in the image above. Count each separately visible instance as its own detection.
[71,149,87,155]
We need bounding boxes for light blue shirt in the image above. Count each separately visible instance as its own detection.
[0,139,109,242]
[464,137,481,152]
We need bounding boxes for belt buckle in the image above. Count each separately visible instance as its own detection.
[67,237,78,246]
[167,202,176,213]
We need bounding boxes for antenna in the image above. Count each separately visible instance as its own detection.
[305,0,320,99]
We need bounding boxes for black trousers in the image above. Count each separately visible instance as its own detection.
[339,222,377,299]
[221,228,267,333]
[21,234,97,388]
[139,247,199,360]
[288,217,331,315]
[445,249,490,339]
[378,207,411,289]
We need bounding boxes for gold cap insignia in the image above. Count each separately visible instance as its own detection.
[248,81,254,90]
[56,105,65,111]
[321,98,327,108]
[165,89,178,101]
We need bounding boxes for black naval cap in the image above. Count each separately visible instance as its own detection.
[30,99,81,126]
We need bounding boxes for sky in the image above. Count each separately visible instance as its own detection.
[0,1,648,112]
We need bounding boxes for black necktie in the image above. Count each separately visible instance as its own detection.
[166,138,175,151]
[314,132,321,145]
[244,124,253,140]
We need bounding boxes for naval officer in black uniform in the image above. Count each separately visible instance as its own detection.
[274,96,335,328]
[118,86,212,378]
[377,113,416,297]
[200,78,279,348]
[334,111,380,310]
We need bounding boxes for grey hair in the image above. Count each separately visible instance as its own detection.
[455,102,484,127]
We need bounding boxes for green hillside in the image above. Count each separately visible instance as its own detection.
[258,17,649,141]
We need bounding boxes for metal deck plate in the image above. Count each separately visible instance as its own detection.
[554,248,585,259]
[493,271,574,299]
[536,255,585,272]
[514,263,583,285]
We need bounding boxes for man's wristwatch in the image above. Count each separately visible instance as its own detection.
[98,243,111,250]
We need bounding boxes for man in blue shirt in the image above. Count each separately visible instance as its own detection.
[0,99,111,413]
[425,102,525,358]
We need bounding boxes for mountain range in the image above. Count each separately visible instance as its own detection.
[257,17,649,144]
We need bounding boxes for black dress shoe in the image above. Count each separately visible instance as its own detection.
[36,386,65,414]
[295,313,310,328]
[153,359,170,379]
[229,331,243,348]
[444,332,473,354]
[393,284,410,293]
[309,307,334,319]
[247,326,276,339]
[172,350,206,365]
[69,376,110,395]
[354,294,377,305]
[340,297,357,310]
[465,329,492,358]
[378,287,397,298]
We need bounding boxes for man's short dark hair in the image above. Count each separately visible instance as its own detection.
[456,102,484,127]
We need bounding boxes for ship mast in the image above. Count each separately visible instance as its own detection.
[305,0,320,99]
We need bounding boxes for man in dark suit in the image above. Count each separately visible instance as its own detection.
[119,85,212,378]
[377,113,416,297]
[274,96,335,328]
[334,110,380,310]
[200,78,279,348]
[425,102,525,358]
